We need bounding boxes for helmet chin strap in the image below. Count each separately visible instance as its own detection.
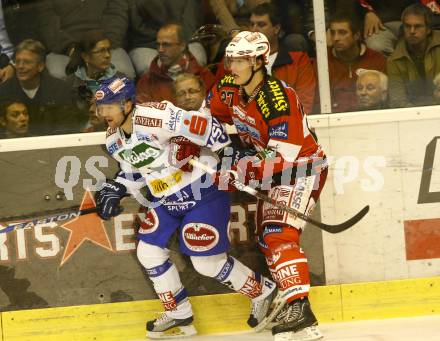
[120,101,134,127]
[241,64,264,87]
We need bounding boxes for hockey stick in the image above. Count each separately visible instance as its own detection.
[0,207,99,234]
[189,159,369,234]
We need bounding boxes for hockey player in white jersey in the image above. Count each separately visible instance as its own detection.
[94,76,280,339]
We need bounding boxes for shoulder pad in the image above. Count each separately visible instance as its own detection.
[135,101,169,114]
[256,76,290,121]
[217,74,238,90]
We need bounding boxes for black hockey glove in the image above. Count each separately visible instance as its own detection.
[95,180,127,220]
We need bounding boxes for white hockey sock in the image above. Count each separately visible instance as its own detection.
[214,256,265,299]
[137,242,192,319]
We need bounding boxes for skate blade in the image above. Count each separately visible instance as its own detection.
[274,326,323,341]
[254,290,286,333]
[147,324,197,339]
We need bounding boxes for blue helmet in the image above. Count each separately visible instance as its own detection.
[95,76,136,105]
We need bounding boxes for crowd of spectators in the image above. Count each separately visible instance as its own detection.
[1,0,440,138]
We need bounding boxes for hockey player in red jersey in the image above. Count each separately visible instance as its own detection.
[206,31,328,341]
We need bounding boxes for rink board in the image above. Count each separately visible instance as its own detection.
[0,276,439,340]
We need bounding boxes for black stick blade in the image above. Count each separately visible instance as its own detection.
[311,205,370,234]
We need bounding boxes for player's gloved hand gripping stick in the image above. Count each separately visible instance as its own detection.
[189,158,369,234]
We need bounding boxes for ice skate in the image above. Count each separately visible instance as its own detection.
[272,297,323,341]
[249,278,286,332]
[146,312,197,339]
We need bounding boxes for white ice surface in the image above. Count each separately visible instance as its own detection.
[183,315,440,341]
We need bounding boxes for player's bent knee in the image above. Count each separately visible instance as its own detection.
[190,253,228,278]
[262,224,300,247]
[136,241,169,269]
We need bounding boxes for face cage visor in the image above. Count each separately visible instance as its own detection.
[96,100,126,118]
[224,55,257,72]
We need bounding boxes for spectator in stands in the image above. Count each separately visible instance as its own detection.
[249,2,316,113]
[422,0,440,29]
[303,0,363,56]
[388,3,440,108]
[128,0,206,76]
[272,0,310,52]
[433,72,440,103]
[0,39,80,135]
[359,0,416,56]
[0,101,30,138]
[303,0,332,54]
[80,87,106,133]
[207,0,269,34]
[0,5,14,83]
[327,10,386,112]
[38,0,135,80]
[65,30,125,113]
[190,24,230,74]
[173,73,206,111]
[356,68,388,110]
[136,23,216,104]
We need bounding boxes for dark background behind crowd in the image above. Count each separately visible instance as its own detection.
[2,0,440,138]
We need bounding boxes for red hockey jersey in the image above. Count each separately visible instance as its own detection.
[206,74,325,175]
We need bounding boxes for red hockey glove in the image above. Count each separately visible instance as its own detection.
[168,136,201,172]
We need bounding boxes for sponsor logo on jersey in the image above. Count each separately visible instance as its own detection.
[256,91,271,118]
[263,226,283,237]
[136,133,152,142]
[166,108,182,131]
[135,116,162,128]
[256,78,290,119]
[207,118,229,147]
[269,122,289,140]
[217,74,236,90]
[262,186,293,223]
[158,291,177,311]
[138,102,167,110]
[182,223,219,252]
[107,142,119,155]
[162,190,196,211]
[106,127,117,138]
[267,80,289,112]
[149,171,183,195]
[239,275,262,299]
[118,142,161,168]
[271,263,302,290]
[282,285,309,299]
[292,177,306,210]
[232,106,256,125]
[183,115,208,136]
[215,257,235,282]
[233,118,261,141]
[137,209,159,234]
[266,252,281,266]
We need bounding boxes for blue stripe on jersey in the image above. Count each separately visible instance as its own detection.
[215,256,235,282]
[254,272,261,284]
[117,171,143,182]
[145,259,173,278]
[174,287,188,304]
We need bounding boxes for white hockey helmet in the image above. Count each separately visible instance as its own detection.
[225,31,270,66]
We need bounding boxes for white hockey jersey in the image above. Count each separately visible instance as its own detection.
[105,101,231,198]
